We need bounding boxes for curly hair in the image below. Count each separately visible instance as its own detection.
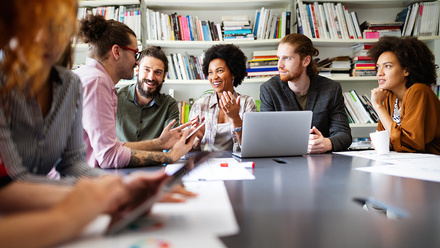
[77,14,136,61]
[202,44,247,87]
[368,36,438,88]
[280,33,320,76]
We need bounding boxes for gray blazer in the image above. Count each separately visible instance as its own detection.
[260,75,352,152]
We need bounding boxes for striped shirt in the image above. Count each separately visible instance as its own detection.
[0,66,104,185]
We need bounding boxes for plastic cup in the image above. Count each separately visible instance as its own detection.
[369,130,390,155]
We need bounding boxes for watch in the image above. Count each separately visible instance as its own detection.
[234,126,242,132]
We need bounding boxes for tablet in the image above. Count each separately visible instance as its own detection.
[105,151,213,236]
[186,122,205,141]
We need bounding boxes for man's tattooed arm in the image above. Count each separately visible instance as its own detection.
[128,150,174,167]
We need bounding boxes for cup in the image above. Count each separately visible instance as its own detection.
[369,130,390,155]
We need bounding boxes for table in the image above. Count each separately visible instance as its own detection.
[220,153,440,248]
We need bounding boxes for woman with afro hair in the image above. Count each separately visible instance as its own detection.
[189,44,256,152]
[368,36,440,154]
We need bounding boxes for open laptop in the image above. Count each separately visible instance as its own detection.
[233,111,312,158]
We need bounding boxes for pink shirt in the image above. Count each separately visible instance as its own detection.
[74,59,131,168]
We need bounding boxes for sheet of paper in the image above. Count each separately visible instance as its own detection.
[335,150,437,162]
[57,181,236,248]
[356,157,440,183]
[180,158,255,181]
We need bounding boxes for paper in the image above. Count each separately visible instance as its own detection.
[335,150,438,162]
[336,151,440,182]
[181,158,256,181]
[56,181,236,248]
[356,157,440,183]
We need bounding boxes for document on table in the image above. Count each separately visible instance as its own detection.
[166,158,256,181]
[336,151,440,183]
[57,181,236,248]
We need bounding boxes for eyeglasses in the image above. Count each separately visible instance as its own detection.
[118,44,140,61]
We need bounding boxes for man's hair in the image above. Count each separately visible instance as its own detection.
[368,36,438,88]
[279,33,320,76]
[77,14,136,61]
[138,46,168,75]
[202,44,247,87]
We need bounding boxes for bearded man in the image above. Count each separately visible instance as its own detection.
[259,33,352,153]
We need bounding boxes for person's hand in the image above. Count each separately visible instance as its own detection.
[167,128,197,162]
[159,184,198,203]
[308,126,333,154]
[370,87,388,110]
[157,119,191,150]
[219,91,241,121]
[189,115,206,140]
[54,175,128,219]
[120,170,169,212]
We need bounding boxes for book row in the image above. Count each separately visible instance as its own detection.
[145,8,292,41]
[343,90,378,124]
[296,1,362,40]
[77,5,141,41]
[166,53,206,81]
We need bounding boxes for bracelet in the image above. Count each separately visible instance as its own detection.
[234,126,242,132]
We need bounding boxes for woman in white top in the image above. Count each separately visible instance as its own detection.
[189,44,257,152]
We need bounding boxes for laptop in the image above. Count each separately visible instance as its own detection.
[233,111,312,158]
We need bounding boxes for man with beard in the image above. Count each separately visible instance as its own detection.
[259,33,351,153]
[116,46,180,142]
[75,15,195,169]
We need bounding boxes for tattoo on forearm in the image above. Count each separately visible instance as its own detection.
[128,150,173,167]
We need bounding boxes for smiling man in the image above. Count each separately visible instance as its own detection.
[116,46,180,142]
[75,16,194,169]
[259,33,352,153]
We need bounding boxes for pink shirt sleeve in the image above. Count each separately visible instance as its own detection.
[81,76,131,168]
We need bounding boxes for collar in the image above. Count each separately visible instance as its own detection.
[127,83,160,108]
[50,66,63,85]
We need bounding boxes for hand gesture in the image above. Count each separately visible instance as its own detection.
[219,91,241,121]
[158,119,191,150]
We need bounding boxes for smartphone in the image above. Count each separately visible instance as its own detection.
[186,122,205,141]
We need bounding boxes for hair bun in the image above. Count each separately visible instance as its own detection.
[78,14,108,44]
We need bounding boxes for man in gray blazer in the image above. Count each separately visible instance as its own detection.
[260,33,351,153]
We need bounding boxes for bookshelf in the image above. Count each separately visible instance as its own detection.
[140,0,294,101]
[74,0,142,66]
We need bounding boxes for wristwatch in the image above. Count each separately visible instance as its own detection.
[234,126,242,132]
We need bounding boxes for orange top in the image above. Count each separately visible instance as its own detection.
[377,83,440,155]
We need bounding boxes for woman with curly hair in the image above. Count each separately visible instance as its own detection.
[368,36,440,154]
[189,44,257,152]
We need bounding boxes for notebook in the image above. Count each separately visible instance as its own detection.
[233,111,312,158]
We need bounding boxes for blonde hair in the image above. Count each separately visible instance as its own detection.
[0,0,77,95]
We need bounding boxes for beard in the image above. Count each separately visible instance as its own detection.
[279,68,304,82]
[136,77,162,99]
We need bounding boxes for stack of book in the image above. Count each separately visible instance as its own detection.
[246,50,279,78]
[343,90,379,124]
[360,21,403,39]
[296,1,362,39]
[145,8,222,41]
[78,5,141,39]
[352,56,376,77]
[166,53,205,81]
[222,15,253,40]
[400,2,440,37]
[318,56,351,78]
[253,7,291,40]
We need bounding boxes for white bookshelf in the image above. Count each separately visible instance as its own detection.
[78,0,140,7]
